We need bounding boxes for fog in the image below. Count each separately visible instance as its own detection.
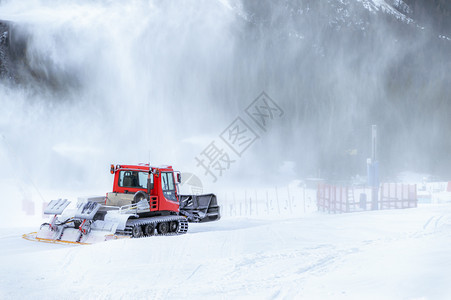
[0,0,450,201]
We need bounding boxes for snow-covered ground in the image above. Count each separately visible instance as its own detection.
[1,203,451,299]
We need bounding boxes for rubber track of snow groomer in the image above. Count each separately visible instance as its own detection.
[121,215,188,238]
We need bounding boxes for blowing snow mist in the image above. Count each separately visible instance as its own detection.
[0,0,450,208]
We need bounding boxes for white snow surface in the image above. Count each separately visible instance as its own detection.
[1,204,451,299]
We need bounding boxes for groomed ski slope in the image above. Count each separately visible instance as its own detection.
[1,204,451,299]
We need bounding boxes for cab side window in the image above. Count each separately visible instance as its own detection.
[119,171,148,189]
[119,171,137,187]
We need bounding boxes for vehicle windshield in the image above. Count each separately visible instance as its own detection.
[118,170,151,189]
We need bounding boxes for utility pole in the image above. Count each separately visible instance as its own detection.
[367,125,379,210]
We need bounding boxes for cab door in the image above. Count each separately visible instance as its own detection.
[160,171,177,201]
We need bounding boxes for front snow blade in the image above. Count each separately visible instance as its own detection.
[179,193,221,223]
[44,199,70,215]
[75,201,101,220]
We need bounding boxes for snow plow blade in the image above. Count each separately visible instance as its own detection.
[179,193,221,223]
[44,199,70,215]
[35,217,124,244]
[34,199,130,244]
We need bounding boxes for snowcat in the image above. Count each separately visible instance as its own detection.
[26,164,220,244]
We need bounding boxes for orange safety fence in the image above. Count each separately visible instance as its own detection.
[317,183,417,214]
